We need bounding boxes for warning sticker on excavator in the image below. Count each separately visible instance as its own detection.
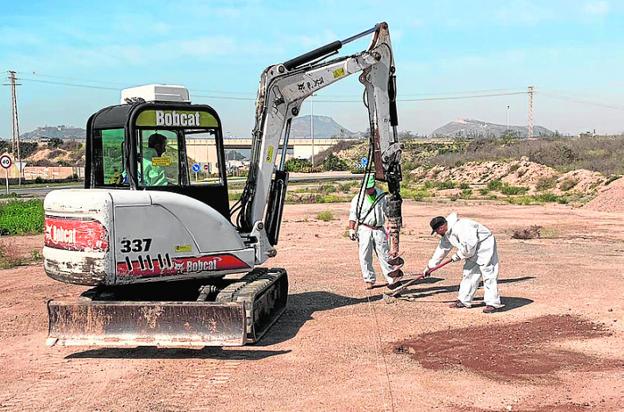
[175,244,192,253]
[266,146,274,162]
[333,68,346,78]
[151,156,172,166]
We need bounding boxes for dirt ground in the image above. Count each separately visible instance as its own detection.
[1,201,623,411]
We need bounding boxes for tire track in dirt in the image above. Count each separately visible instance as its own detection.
[161,353,249,411]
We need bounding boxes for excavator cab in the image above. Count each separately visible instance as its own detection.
[85,85,231,219]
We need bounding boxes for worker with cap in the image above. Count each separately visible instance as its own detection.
[348,173,403,290]
[424,212,503,313]
[141,133,169,186]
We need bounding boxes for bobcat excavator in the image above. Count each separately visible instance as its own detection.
[44,22,403,347]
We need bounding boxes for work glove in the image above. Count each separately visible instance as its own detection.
[422,266,431,277]
[348,229,358,241]
[451,254,461,263]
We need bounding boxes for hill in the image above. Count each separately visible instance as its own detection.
[20,125,85,141]
[290,115,358,139]
[432,119,554,138]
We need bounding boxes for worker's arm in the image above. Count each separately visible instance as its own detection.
[427,237,453,269]
[348,198,358,240]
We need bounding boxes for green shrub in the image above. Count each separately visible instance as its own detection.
[319,184,337,193]
[479,188,490,195]
[285,158,312,172]
[322,153,348,171]
[487,179,504,191]
[435,180,456,190]
[501,185,529,196]
[0,200,44,235]
[459,182,470,190]
[460,189,473,199]
[316,210,334,221]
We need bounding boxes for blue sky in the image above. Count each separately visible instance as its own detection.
[1,0,623,138]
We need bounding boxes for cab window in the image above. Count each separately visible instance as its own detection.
[184,129,223,185]
[137,130,180,186]
[94,128,127,187]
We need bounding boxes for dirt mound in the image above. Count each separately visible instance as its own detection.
[409,157,609,196]
[410,157,560,188]
[555,169,605,194]
[584,177,624,212]
[393,314,621,381]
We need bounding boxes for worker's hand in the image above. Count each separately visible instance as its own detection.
[422,266,431,277]
[450,254,461,263]
[348,229,358,241]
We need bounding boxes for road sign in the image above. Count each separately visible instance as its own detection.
[360,157,368,167]
[203,163,210,171]
[191,163,201,173]
[0,155,12,169]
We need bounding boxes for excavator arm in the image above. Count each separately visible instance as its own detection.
[235,22,402,258]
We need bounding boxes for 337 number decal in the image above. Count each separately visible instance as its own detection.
[120,238,152,253]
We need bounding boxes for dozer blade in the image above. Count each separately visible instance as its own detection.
[47,300,247,347]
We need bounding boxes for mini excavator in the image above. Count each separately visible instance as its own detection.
[44,22,403,346]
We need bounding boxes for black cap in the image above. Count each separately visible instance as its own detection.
[430,216,447,234]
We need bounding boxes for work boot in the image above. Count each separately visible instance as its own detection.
[449,300,467,309]
[387,269,404,279]
[482,305,497,314]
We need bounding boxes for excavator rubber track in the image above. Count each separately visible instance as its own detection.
[216,267,288,343]
[46,269,288,347]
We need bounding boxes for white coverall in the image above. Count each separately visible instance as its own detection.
[349,189,398,285]
[427,212,503,308]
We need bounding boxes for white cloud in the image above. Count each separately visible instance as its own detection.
[583,1,610,16]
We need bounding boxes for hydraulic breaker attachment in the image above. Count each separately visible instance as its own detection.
[47,301,247,347]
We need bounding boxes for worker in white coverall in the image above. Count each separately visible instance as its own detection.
[424,212,504,313]
[348,174,403,290]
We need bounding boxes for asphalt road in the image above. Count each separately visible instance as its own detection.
[7,172,364,197]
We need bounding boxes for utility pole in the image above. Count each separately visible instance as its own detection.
[6,71,22,185]
[506,105,510,132]
[310,95,315,167]
[527,85,534,139]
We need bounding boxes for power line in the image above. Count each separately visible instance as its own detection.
[18,77,120,91]
[539,91,624,112]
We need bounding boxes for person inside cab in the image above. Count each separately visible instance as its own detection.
[141,133,168,186]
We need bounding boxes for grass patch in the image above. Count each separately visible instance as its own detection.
[500,184,529,196]
[487,179,504,191]
[479,188,490,196]
[401,186,431,201]
[0,199,44,235]
[316,210,334,221]
[460,188,473,199]
[506,193,569,205]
